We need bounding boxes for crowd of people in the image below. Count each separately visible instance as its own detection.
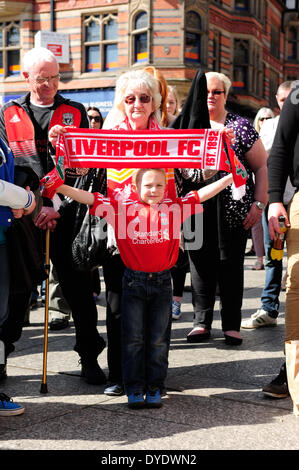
[0,46,298,417]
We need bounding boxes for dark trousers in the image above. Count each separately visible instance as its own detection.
[102,253,125,385]
[121,268,172,395]
[50,203,105,359]
[188,226,248,332]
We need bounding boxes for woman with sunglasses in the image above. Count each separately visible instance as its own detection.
[186,71,268,346]
[247,108,275,271]
[87,106,103,130]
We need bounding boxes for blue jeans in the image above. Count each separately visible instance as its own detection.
[121,268,172,396]
[260,207,283,318]
[0,244,9,330]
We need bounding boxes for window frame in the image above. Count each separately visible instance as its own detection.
[131,10,149,66]
[82,12,118,74]
[184,10,203,65]
[0,20,21,80]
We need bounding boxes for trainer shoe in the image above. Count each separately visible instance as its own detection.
[262,363,289,399]
[104,384,124,396]
[146,389,163,408]
[172,300,182,320]
[241,309,277,329]
[127,392,145,409]
[0,393,25,416]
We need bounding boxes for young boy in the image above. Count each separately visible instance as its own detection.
[56,168,233,408]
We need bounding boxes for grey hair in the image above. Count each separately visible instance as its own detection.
[22,47,58,73]
[205,72,232,96]
[114,70,162,116]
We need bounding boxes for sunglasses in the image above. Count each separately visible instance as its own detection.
[124,94,151,104]
[259,117,271,121]
[208,90,225,96]
[88,115,101,122]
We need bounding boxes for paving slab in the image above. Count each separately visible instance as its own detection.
[1,254,298,457]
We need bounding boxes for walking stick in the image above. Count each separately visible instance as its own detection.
[40,228,50,394]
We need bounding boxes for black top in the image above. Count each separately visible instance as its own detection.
[268,84,299,203]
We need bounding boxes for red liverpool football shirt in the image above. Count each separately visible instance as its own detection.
[90,191,202,272]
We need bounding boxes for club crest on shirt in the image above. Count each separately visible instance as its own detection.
[62,113,74,126]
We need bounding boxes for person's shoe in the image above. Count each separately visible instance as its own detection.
[49,318,69,331]
[223,330,243,346]
[251,260,264,270]
[104,384,124,396]
[146,389,163,408]
[80,357,107,385]
[0,363,7,383]
[172,300,182,320]
[241,309,277,329]
[0,393,24,416]
[262,363,289,399]
[127,392,145,409]
[187,327,210,343]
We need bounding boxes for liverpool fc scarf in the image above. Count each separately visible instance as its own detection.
[41,126,247,200]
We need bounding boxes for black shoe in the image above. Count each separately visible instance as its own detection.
[49,318,69,331]
[80,357,107,385]
[0,363,7,383]
[262,362,289,399]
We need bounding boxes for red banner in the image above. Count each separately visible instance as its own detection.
[41,128,247,199]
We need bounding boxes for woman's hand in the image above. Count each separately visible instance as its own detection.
[243,202,263,231]
[221,127,235,146]
[49,125,68,148]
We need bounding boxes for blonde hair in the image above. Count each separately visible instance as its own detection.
[132,168,166,187]
[167,85,181,116]
[205,72,232,96]
[253,107,275,133]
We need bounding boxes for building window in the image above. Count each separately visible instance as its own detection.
[270,25,280,59]
[233,39,249,91]
[287,26,298,60]
[0,21,20,78]
[235,0,249,11]
[285,0,299,10]
[212,30,221,72]
[185,11,202,64]
[132,11,149,64]
[83,13,118,73]
[252,43,262,96]
[269,70,279,108]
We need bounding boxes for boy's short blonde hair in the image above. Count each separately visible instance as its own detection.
[132,168,167,187]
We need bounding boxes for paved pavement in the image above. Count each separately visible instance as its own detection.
[1,249,298,455]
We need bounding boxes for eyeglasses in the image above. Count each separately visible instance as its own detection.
[124,94,152,104]
[88,115,101,122]
[29,74,61,84]
[208,90,225,96]
[259,117,271,121]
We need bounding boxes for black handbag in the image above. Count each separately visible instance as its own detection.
[71,170,109,271]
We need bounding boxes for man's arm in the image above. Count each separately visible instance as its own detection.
[267,86,299,238]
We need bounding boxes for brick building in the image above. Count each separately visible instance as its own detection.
[0,0,298,117]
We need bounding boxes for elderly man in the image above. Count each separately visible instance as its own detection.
[0,47,106,385]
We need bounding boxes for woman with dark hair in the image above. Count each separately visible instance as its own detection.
[87,106,104,129]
